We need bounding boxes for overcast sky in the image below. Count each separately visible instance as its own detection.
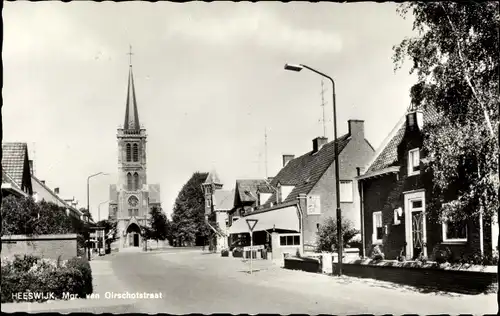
[3,2,417,220]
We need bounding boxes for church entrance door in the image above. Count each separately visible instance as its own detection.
[133,233,139,247]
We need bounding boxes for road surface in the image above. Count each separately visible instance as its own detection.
[2,248,497,314]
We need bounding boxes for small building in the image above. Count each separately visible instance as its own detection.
[228,120,375,255]
[202,170,235,250]
[357,106,498,260]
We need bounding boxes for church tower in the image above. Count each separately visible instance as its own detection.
[109,50,161,251]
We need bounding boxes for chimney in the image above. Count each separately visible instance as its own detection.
[312,137,328,153]
[41,180,45,185]
[348,120,365,140]
[282,154,295,167]
[28,160,34,175]
[54,188,60,195]
[406,109,424,132]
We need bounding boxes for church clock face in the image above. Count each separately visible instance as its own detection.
[128,196,139,207]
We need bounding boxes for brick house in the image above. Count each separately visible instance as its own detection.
[228,120,375,253]
[357,106,499,261]
[1,142,33,198]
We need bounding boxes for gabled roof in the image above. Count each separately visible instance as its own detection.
[214,189,235,211]
[366,106,441,174]
[124,66,141,130]
[235,179,269,203]
[263,134,351,207]
[2,142,29,186]
[31,174,83,216]
[203,169,222,186]
[2,169,21,189]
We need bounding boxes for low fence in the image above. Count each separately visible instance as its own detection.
[1,234,78,261]
[333,260,498,294]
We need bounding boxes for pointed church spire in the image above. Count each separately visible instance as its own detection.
[124,46,140,130]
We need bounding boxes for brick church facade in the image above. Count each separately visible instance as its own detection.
[108,63,161,250]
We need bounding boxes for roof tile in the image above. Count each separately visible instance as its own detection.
[2,142,28,186]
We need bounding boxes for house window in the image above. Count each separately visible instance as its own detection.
[279,234,300,246]
[126,143,132,162]
[442,220,467,242]
[408,148,420,176]
[127,173,133,191]
[372,211,383,243]
[340,180,353,202]
[133,144,139,162]
[133,173,140,191]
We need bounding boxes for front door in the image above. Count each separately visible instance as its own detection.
[404,191,427,260]
[133,233,139,247]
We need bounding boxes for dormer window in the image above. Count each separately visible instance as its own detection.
[408,148,420,176]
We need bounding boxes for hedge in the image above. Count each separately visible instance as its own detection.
[1,254,93,303]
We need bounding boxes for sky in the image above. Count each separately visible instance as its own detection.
[3,2,417,220]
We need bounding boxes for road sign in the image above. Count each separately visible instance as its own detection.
[246,219,258,232]
[243,245,264,251]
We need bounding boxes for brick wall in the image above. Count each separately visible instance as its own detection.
[1,234,78,261]
[333,262,497,294]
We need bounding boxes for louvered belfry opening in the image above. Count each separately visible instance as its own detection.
[133,143,139,162]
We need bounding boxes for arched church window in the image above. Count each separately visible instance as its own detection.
[127,173,133,191]
[133,144,139,162]
[134,173,140,191]
[126,143,132,162]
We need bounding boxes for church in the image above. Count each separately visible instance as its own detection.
[108,59,161,251]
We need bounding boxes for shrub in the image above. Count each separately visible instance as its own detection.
[348,238,362,250]
[232,247,243,258]
[431,244,452,264]
[66,257,93,296]
[416,252,428,265]
[221,249,229,257]
[316,217,359,253]
[370,245,385,261]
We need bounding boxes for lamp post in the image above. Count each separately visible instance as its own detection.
[284,63,343,276]
[86,172,108,260]
[97,200,109,255]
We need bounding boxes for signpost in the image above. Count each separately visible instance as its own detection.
[245,219,258,274]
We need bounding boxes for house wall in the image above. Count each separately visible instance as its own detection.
[303,135,374,250]
[362,124,492,260]
[1,234,78,261]
[32,180,66,207]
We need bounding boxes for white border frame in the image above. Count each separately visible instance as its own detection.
[278,233,301,247]
[442,221,467,244]
[407,148,420,177]
[372,211,383,244]
[404,190,427,259]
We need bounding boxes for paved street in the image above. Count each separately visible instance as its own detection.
[2,248,497,315]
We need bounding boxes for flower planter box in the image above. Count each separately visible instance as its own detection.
[333,259,498,294]
[284,257,321,273]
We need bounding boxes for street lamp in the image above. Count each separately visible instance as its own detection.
[96,200,109,256]
[86,172,108,260]
[284,63,343,276]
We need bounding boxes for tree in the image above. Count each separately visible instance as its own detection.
[148,206,169,245]
[1,195,40,236]
[316,217,359,253]
[95,218,118,246]
[171,172,211,246]
[393,2,499,224]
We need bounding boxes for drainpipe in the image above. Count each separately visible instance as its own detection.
[357,167,366,258]
[296,199,305,255]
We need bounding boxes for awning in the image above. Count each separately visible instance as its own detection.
[228,205,300,234]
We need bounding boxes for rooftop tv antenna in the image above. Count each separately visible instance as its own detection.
[320,79,328,137]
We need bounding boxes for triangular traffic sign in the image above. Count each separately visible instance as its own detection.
[246,219,258,232]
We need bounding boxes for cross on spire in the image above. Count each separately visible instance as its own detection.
[127,45,134,66]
